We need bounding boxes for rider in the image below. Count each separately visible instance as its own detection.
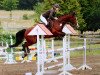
[40,4,60,28]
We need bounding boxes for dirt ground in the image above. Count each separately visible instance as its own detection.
[0,55,100,75]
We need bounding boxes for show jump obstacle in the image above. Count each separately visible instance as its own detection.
[28,23,92,75]
[0,35,17,64]
[61,24,92,72]
[28,24,53,75]
[58,24,77,75]
[0,23,92,75]
[5,35,17,64]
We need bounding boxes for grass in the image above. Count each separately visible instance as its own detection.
[0,10,36,33]
[0,10,34,19]
[70,49,100,57]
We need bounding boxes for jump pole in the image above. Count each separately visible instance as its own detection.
[28,24,53,75]
[51,38,58,62]
[59,35,72,75]
[45,38,58,63]
[43,40,47,61]
[36,32,44,75]
[41,35,45,73]
[65,34,76,71]
[28,29,44,75]
[59,24,77,72]
[5,35,17,64]
[78,38,92,70]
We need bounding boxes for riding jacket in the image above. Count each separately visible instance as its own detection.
[42,9,56,20]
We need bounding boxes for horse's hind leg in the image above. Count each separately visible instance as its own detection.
[22,42,31,58]
[9,29,26,48]
[24,42,30,53]
[26,46,30,53]
[22,42,27,58]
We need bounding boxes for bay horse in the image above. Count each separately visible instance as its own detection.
[9,12,78,58]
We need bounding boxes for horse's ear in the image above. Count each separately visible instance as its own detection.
[70,11,76,16]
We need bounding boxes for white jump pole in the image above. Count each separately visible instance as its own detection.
[51,38,58,62]
[5,35,17,64]
[46,38,58,63]
[41,35,45,73]
[59,35,72,75]
[36,33,41,75]
[65,34,76,71]
[78,38,92,70]
[43,40,47,61]
[1,41,3,46]
[10,35,13,53]
[36,33,44,75]
[10,35,17,63]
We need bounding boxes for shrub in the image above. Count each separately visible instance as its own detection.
[23,14,29,20]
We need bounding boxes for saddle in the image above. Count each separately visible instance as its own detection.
[40,20,53,30]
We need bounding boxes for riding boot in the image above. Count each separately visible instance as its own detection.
[46,22,51,30]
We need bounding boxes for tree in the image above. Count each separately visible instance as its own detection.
[18,0,43,10]
[86,8,100,31]
[0,0,3,9]
[78,0,100,32]
[2,0,18,19]
[34,0,86,33]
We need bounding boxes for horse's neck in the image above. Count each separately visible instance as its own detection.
[58,15,70,23]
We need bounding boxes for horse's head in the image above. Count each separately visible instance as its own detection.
[58,11,78,29]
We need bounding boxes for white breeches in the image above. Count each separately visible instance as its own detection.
[40,15,48,25]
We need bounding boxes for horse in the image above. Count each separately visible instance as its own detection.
[9,11,78,58]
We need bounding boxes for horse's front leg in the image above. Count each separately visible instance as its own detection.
[57,31,66,37]
[60,32,66,37]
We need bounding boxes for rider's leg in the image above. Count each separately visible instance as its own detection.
[40,15,51,29]
[40,15,48,25]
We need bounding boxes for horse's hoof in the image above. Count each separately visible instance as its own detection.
[22,55,26,58]
[22,56,24,58]
[34,53,37,57]
[22,54,27,58]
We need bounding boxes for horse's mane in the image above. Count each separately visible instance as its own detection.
[57,13,71,22]
[58,13,68,18]
[58,11,76,20]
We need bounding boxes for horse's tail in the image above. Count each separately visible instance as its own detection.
[9,29,26,48]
